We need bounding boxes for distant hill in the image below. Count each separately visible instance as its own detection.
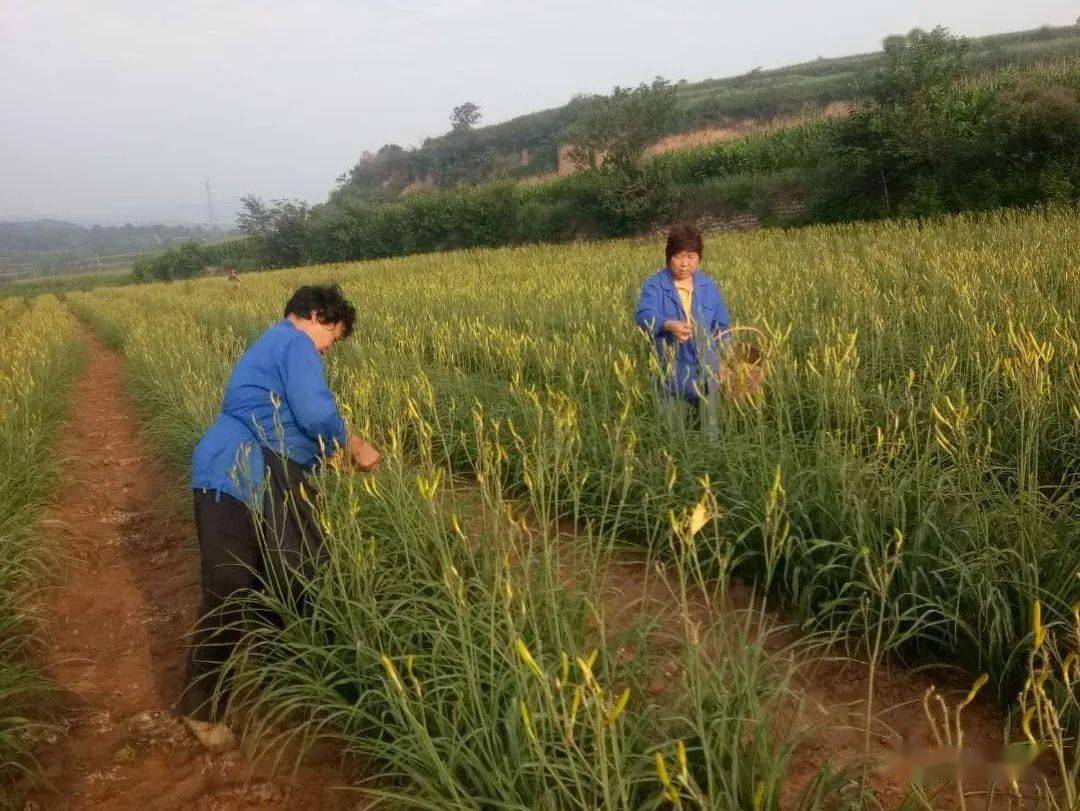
[0,219,89,253]
[0,219,238,281]
[330,23,1080,203]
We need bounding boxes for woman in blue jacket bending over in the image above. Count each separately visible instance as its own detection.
[635,223,731,408]
[182,285,380,751]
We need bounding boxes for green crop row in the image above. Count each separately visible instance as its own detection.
[0,296,82,802]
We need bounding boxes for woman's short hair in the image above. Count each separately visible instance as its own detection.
[665,224,704,264]
[284,285,357,337]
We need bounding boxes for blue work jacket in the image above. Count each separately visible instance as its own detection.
[635,268,731,400]
[191,319,348,504]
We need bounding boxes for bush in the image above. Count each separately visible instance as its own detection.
[808,41,1080,221]
[132,240,210,282]
[130,237,263,282]
[673,168,811,223]
[237,197,312,268]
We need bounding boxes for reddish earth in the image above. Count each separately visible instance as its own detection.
[455,490,1031,807]
[564,544,1033,809]
[23,329,357,810]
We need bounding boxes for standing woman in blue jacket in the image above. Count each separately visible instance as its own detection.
[635,224,731,410]
[182,285,380,750]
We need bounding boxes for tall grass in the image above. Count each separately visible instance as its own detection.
[71,298,858,808]
[650,121,828,185]
[0,296,81,801]
[69,205,1079,804]
[0,269,135,300]
[69,291,868,805]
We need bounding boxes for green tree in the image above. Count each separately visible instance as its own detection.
[237,196,311,267]
[450,102,482,132]
[567,77,676,170]
[811,26,1080,220]
[870,26,969,104]
[811,27,972,218]
[331,144,416,203]
[564,78,678,233]
[131,240,210,281]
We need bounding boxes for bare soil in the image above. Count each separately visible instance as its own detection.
[580,548,1043,809]
[24,329,357,810]
[642,101,853,157]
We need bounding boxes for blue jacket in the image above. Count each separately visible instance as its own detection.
[635,268,731,400]
[192,319,348,504]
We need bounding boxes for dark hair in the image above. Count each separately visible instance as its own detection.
[284,285,356,338]
[665,223,704,265]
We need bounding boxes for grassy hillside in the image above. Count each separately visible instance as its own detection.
[332,23,1080,200]
[219,52,1072,270]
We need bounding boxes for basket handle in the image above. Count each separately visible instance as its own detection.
[720,325,767,342]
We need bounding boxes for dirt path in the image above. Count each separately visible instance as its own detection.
[25,329,356,810]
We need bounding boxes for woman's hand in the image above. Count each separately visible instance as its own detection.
[664,320,693,343]
[347,435,381,471]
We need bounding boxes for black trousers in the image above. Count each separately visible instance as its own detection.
[180,450,324,721]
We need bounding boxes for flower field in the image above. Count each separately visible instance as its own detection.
[65,205,1080,807]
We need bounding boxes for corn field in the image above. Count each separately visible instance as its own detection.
[64,205,1079,808]
[0,296,81,796]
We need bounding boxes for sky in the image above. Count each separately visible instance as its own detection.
[1,0,1076,225]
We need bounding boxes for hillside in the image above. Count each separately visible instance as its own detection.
[105,26,1080,283]
[330,23,1080,203]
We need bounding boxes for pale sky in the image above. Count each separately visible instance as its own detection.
[1,0,1076,225]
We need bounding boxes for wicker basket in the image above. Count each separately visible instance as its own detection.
[717,326,768,402]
